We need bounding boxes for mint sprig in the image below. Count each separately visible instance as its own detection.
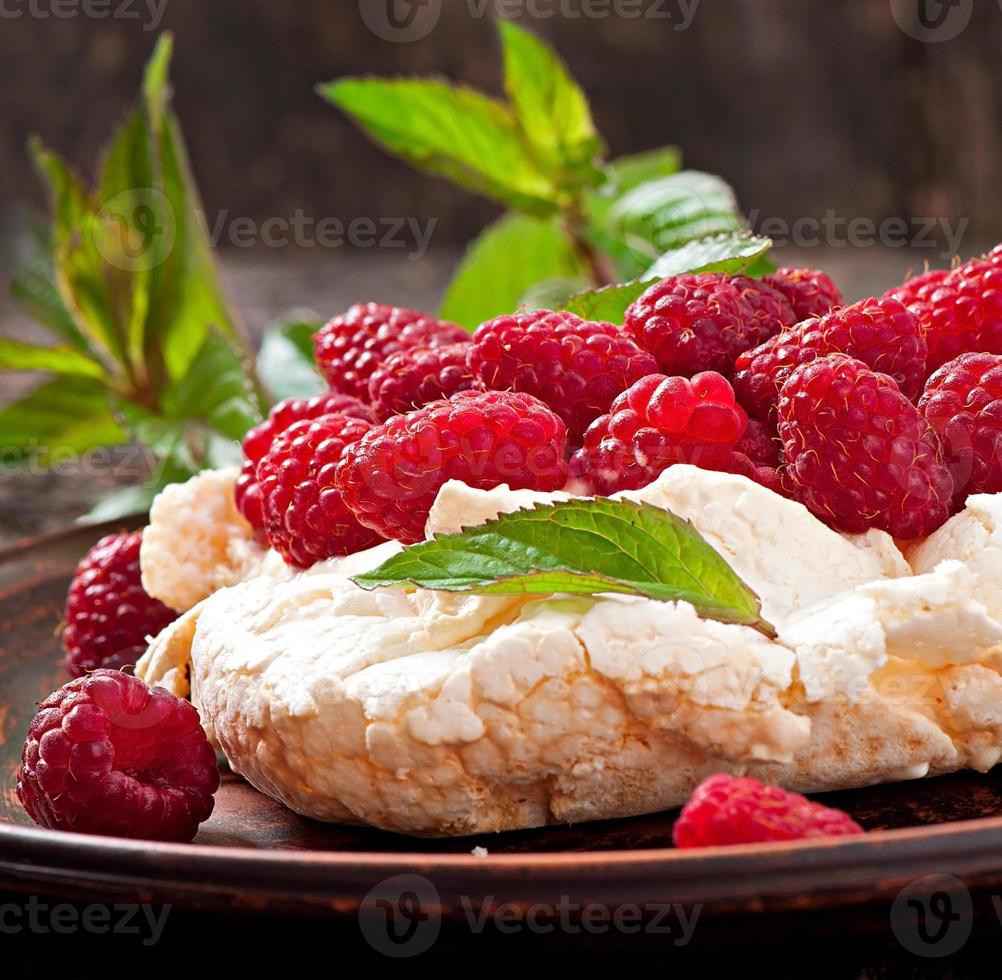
[352,498,776,639]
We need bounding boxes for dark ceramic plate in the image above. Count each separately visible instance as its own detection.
[3,522,1002,927]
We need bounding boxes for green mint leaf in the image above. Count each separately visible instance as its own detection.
[561,232,773,324]
[645,231,773,279]
[352,498,775,638]
[440,213,583,330]
[604,146,682,191]
[0,338,104,379]
[257,313,326,402]
[0,378,126,465]
[319,78,559,216]
[518,276,589,313]
[498,20,604,193]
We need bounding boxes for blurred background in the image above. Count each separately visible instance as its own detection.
[1,0,1001,537]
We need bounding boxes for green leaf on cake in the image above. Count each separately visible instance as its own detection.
[353,498,776,638]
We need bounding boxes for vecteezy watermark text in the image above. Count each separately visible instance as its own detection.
[748,209,969,261]
[0,0,168,31]
[0,898,170,947]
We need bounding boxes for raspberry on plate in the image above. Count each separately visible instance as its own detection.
[778,354,954,538]
[63,531,178,677]
[570,372,747,495]
[335,390,568,543]
[17,670,219,842]
[734,296,927,421]
[258,413,385,567]
[468,310,658,442]
[313,303,469,400]
[763,267,843,323]
[624,272,773,378]
[369,343,480,420]
[889,258,1002,375]
[919,352,1002,503]
[672,774,863,848]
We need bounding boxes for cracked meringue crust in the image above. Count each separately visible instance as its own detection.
[137,467,1002,836]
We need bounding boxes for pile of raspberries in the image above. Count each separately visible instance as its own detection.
[233,248,1002,562]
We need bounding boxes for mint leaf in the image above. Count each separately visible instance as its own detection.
[604,146,682,191]
[0,338,104,379]
[258,313,326,401]
[353,498,775,637]
[645,231,772,280]
[440,213,583,329]
[498,20,603,193]
[319,78,559,216]
[561,232,773,324]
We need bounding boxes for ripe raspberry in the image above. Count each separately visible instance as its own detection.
[731,275,797,335]
[734,418,781,468]
[258,414,384,567]
[369,343,480,420]
[718,452,791,498]
[468,310,658,442]
[672,774,863,848]
[734,296,928,421]
[313,304,469,400]
[570,372,747,495]
[17,670,219,841]
[919,352,1002,502]
[624,273,774,378]
[887,267,951,312]
[764,267,843,323]
[236,394,375,530]
[891,262,1002,375]
[63,532,178,678]
[778,354,954,538]
[335,390,568,544]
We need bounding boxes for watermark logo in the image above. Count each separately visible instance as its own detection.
[0,0,168,31]
[359,0,442,42]
[890,0,974,42]
[890,874,972,957]
[0,898,170,947]
[95,188,176,273]
[359,874,442,958]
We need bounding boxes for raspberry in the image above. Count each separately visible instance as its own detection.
[335,390,568,543]
[731,275,797,335]
[672,774,863,848]
[764,267,843,323]
[625,273,773,378]
[719,451,791,498]
[236,394,375,530]
[734,296,927,421]
[468,310,658,442]
[919,352,1002,503]
[733,418,781,468]
[313,304,469,400]
[570,372,747,495]
[369,343,480,420]
[63,532,178,678]
[891,262,1002,375]
[17,670,219,842]
[887,267,951,312]
[778,354,954,538]
[258,414,385,567]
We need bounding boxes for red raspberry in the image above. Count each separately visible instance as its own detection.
[731,275,797,335]
[734,418,781,468]
[734,297,928,421]
[258,414,384,567]
[63,532,178,678]
[237,394,373,531]
[369,343,480,420]
[17,670,219,842]
[335,390,568,544]
[468,310,658,442]
[764,267,843,323]
[672,774,863,848]
[891,262,1002,375]
[919,352,1002,503]
[313,304,469,400]
[887,267,951,312]
[570,372,747,495]
[625,273,772,378]
[718,451,791,498]
[778,354,954,538]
